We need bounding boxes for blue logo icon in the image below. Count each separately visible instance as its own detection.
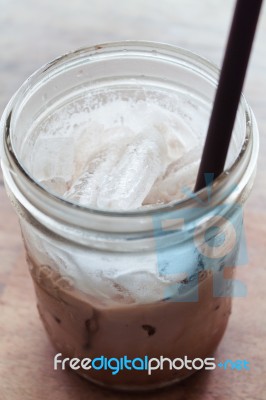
[152,175,248,302]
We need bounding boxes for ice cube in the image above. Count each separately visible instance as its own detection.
[143,107,198,163]
[73,121,105,181]
[31,136,74,182]
[65,135,128,206]
[73,124,136,181]
[64,168,99,206]
[96,128,167,210]
[144,146,200,204]
[66,127,166,210]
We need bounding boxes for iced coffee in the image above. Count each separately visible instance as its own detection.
[0,42,258,390]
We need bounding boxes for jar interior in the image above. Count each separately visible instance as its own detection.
[10,45,246,211]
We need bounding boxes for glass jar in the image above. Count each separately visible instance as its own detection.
[0,41,259,391]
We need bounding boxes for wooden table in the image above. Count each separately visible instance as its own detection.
[1,1,266,399]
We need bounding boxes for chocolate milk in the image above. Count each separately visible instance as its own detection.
[26,251,233,389]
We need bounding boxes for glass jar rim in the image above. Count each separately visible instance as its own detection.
[1,41,258,231]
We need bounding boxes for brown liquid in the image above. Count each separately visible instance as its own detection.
[27,252,233,390]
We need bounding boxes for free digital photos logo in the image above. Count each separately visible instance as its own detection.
[152,174,248,302]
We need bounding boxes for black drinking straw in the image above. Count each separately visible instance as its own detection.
[194,0,263,192]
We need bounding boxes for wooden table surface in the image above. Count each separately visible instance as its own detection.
[0,1,266,399]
